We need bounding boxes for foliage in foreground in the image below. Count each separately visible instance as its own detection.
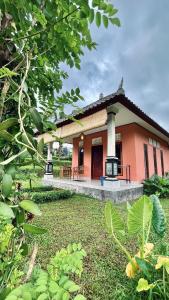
[0,0,120,297]
[144,175,169,198]
[5,243,86,300]
[105,194,169,299]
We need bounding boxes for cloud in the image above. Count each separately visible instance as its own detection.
[62,0,169,131]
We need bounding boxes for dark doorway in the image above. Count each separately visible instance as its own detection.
[160,150,164,177]
[92,145,103,179]
[116,142,122,175]
[144,144,149,179]
[78,147,84,167]
[153,147,158,175]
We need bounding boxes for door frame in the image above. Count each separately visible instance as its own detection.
[91,145,103,179]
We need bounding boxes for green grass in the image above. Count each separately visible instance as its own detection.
[31,195,169,300]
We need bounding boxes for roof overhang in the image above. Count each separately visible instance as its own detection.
[38,94,169,144]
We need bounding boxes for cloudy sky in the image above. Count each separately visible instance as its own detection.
[63,0,169,131]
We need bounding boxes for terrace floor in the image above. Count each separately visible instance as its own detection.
[43,176,143,202]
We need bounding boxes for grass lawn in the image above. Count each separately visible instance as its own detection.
[31,195,169,300]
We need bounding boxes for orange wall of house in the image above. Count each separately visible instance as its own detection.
[116,124,137,181]
[133,124,169,181]
[72,123,169,182]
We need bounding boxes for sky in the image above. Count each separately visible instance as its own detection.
[63,0,169,131]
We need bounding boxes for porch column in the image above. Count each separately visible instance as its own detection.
[107,112,116,157]
[47,142,53,161]
[105,106,118,180]
[44,142,53,178]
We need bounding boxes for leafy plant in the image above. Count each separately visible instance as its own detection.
[144,175,169,198]
[0,0,120,297]
[104,195,169,299]
[5,243,86,300]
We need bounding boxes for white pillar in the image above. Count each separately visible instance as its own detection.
[47,142,53,161]
[105,106,119,181]
[44,142,53,179]
[107,112,116,157]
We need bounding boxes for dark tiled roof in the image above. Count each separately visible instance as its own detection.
[56,87,169,140]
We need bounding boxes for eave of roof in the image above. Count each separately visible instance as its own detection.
[56,89,169,140]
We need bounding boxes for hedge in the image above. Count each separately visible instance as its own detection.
[32,189,73,203]
[22,186,54,193]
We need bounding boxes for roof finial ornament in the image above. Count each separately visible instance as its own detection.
[117,77,125,95]
[99,92,104,99]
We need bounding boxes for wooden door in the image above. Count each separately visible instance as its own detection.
[91,145,103,179]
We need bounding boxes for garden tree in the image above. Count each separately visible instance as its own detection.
[0,0,120,298]
[0,0,120,163]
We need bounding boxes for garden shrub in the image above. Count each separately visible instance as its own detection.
[22,186,54,193]
[32,190,73,203]
[144,175,169,198]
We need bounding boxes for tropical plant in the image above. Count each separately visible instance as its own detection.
[105,195,169,299]
[144,175,169,198]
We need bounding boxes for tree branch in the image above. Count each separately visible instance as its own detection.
[23,243,38,283]
[10,7,79,41]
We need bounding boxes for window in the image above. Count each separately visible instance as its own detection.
[78,147,84,166]
[153,147,158,175]
[144,144,149,179]
[160,150,164,177]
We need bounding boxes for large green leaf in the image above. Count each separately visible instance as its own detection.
[6,165,16,179]
[0,148,27,166]
[0,130,13,141]
[0,118,18,131]
[105,201,124,234]
[135,257,154,279]
[29,107,43,133]
[37,138,44,154]
[23,224,47,234]
[2,173,13,197]
[150,194,166,237]
[0,202,14,219]
[127,196,153,235]
[19,200,42,216]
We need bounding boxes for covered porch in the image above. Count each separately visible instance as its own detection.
[42,177,143,203]
[40,99,137,182]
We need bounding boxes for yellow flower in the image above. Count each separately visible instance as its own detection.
[155,256,169,274]
[126,243,154,278]
[126,258,139,278]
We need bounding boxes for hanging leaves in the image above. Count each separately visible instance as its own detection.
[96,11,101,27]
[19,200,42,216]
[102,15,108,28]
[29,108,43,133]
[0,202,14,219]
[23,224,47,234]
[1,174,13,198]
